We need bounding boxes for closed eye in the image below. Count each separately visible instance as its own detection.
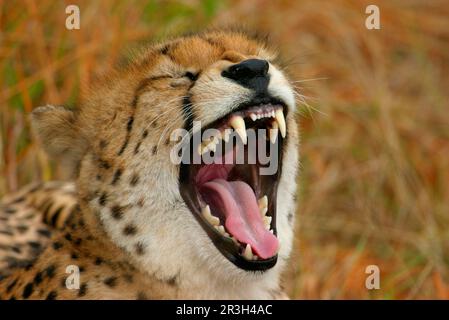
[184,72,199,81]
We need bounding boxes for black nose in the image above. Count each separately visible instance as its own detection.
[222,59,270,92]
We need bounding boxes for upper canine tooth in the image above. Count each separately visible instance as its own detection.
[275,109,286,138]
[250,113,257,121]
[271,110,275,118]
[202,205,220,226]
[229,115,247,145]
[269,121,279,144]
[243,244,253,260]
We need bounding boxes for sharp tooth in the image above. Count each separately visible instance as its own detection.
[198,142,209,155]
[213,133,221,144]
[208,142,217,153]
[222,130,230,143]
[215,225,226,234]
[258,196,268,216]
[229,116,247,145]
[275,109,286,138]
[243,244,253,260]
[269,121,279,144]
[202,205,220,226]
[250,113,257,121]
[258,195,268,209]
[271,110,275,118]
[263,216,272,230]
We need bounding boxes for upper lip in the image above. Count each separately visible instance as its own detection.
[179,96,287,271]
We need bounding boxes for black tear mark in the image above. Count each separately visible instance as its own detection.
[181,84,196,132]
[117,116,134,156]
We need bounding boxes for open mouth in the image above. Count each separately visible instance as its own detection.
[179,98,287,271]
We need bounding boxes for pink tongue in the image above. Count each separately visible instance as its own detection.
[200,179,278,259]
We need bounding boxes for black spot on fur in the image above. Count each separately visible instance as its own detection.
[38,228,51,238]
[123,224,137,236]
[52,242,63,250]
[135,242,145,255]
[28,241,41,250]
[160,44,170,55]
[64,233,72,241]
[152,145,157,155]
[45,265,56,278]
[110,205,125,220]
[78,283,87,297]
[6,278,18,293]
[104,276,117,288]
[99,140,108,149]
[16,225,28,233]
[142,130,148,138]
[112,168,123,185]
[134,141,142,154]
[137,292,147,300]
[46,290,57,300]
[33,271,43,285]
[94,257,103,265]
[4,207,17,214]
[130,174,139,186]
[123,274,133,283]
[22,282,34,299]
[99,159,111,170]
[167,275,178,286]
[50,206,63,227]
[99,192,107,206]
[288,211,294,223]
[71,252,79,260]
[0,230,13,236]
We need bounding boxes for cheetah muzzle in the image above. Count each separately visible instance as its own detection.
[180,94,287,271]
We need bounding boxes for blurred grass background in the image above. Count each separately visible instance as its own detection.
[1,0,448,299]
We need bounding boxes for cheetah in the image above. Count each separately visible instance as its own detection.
[0,29,299,299]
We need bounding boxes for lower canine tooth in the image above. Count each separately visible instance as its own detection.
[202,205,220,226]
[243,244,253,260]
[250,113,257,121]
[269,121,279,144]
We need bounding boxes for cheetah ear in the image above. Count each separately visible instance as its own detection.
[31,105,87,171]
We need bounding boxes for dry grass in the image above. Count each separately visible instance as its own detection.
[1,0,448,299]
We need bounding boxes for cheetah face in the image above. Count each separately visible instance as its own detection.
[168,35,296,272]
[32,30,298,279]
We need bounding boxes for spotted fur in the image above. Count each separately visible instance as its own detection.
[0,29,299,299]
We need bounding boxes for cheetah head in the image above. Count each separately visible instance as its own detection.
[31,30,298,294]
